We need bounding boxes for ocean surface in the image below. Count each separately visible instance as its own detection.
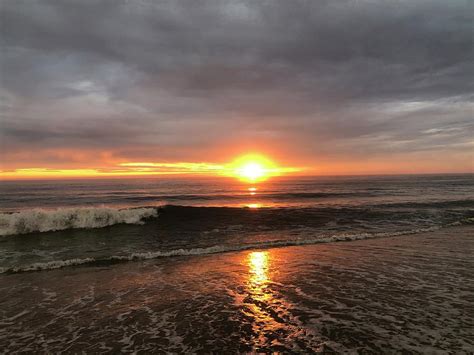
[1,174,474,352]
[0,174,473,273]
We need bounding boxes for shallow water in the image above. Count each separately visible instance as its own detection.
[1,226,473,353]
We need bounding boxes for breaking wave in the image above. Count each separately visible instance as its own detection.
[0,207,158,236]
[0,226,441,274]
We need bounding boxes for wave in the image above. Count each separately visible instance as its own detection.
[2,198,472,237]
[0,226,442,274]
[0,207,158,236]
[95,191,370,203]
[374,199,474,209]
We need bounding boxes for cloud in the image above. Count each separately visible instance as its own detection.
[0,0,473,173]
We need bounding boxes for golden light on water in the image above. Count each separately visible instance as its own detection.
[248,251,269,286]
[248,187,258,196]
[246,203,261,209]
[246,251,274,321]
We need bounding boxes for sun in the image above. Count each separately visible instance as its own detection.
[239,162,265,181]
[223,153,301,182]
[227,154,278,182]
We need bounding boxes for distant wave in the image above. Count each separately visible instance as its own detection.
[111,191,370,202]
[0,226,443,274]
[375,199,474,209]
[0,207,158,236]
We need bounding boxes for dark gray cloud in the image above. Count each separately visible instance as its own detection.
[1,0,473,171]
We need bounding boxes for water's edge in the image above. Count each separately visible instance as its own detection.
[3,223,472,275]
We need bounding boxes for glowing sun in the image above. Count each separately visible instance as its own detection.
[239,162,265,181]
[228,154,279,182]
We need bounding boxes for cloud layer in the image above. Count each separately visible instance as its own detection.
[1,0,473,174]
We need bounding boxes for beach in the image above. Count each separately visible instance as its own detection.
[1,225,472,353]
[2,0,473,352]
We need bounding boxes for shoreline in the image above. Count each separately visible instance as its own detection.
[1,224,473,352]
[2,223,471,274]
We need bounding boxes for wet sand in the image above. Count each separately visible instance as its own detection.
[1,225,473,353]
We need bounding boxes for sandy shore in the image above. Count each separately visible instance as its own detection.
[1,225,473,353]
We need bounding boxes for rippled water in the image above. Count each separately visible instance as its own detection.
[1,174,473,211]
[1,174,473,352]
[1,227,473,352]
[0,174,473,273]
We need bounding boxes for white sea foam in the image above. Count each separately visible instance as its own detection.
[0,226,440,274]
[0,207,158,236]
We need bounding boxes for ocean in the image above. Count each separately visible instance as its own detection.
[1,174,473,352]
[1,174,472,273]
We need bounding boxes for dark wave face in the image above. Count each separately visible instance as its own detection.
[0,174,473,273]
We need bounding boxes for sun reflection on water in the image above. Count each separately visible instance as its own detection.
[243,251,318,350]
[248,187,258,196]
[246,203,261,209]
[247,251,272,305]
[249,251,269,285]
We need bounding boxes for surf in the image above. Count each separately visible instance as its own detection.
[0,207,158,236]
[0,226,447,274]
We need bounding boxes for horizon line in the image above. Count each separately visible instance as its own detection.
[1,171,472,182]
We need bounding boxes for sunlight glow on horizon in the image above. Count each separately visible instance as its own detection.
[226,154,300,183]
[0,154,302,180]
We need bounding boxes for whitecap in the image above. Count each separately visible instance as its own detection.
[0,207,158,236]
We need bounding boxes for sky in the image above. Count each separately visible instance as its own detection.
[1,0,473,178]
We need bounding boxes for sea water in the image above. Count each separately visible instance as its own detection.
[0,174,472,273]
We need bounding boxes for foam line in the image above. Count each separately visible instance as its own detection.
[1,226,441,274]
